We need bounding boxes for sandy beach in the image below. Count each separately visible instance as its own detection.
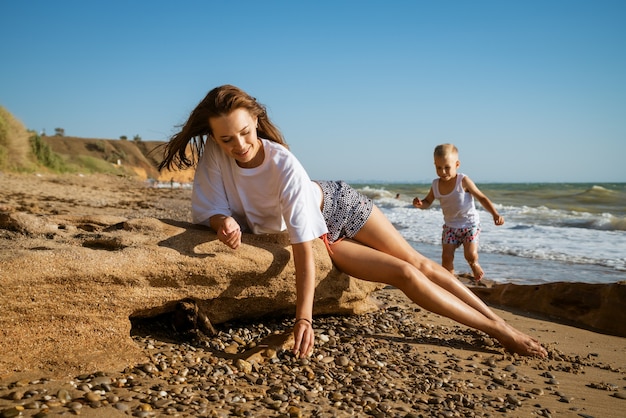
[1,173,624,417]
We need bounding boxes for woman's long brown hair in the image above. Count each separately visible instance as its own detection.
[158,85,287,171]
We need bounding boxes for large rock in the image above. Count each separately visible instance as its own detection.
[471,281,626,337]
[0,212,383,378]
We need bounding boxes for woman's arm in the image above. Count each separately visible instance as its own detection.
[291,240,316,358]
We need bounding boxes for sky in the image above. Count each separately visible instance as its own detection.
[1,1,625,183]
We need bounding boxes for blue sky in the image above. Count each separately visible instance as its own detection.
[2,1,625,183]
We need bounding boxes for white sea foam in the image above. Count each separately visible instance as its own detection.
[374,197,626,274]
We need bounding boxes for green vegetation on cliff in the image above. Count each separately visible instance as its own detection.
[0,106,178,180]
[0,106,38,172]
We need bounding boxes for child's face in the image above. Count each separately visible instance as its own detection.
[434,153,460,181]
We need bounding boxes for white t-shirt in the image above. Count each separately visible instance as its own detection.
[192,138,328,244]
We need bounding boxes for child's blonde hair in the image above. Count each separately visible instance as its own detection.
[434,143,458,158]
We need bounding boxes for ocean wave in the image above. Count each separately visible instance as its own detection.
[580,184,618,196]
[373,197,413,209]
[568,185,622,208]
[480,243,626,272]
[506,205,626,231]
[356,181,626,217]
[369,184,626,283]
[356,186,396,200]
[377,200,626,275]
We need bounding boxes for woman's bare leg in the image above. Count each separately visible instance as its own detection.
[328,206,546,357]
[356,207,502,322]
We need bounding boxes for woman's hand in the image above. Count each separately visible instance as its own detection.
[292,318,315,358]
[217,216,242,249]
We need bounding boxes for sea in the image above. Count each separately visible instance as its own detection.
[352,182,626,286]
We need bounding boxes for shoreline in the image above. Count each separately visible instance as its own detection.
[408,242,625,286]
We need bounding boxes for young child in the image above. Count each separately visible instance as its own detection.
[413,144,504,281]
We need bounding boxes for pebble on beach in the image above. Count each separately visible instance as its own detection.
[1,293,624,417]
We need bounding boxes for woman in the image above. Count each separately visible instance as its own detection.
[159,85,546,359]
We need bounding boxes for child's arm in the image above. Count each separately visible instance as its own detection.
[413,188,435,209]
[462,176,504,225]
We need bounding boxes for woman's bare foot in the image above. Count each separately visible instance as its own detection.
[469,262,484,281]
[496,326,547,358]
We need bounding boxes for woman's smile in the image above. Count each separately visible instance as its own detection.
[234,146,250,158]
[209,108,263,168]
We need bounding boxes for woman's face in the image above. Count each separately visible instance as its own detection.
[209,108,263,168]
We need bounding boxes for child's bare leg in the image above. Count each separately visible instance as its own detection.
[463,242,484,281]
[441,243,456,275]
[329,238,546,357]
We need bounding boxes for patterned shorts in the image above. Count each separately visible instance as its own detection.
[442,224,480,247]
[317,180,374,244]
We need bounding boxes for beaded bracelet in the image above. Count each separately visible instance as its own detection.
[295,318,312,326]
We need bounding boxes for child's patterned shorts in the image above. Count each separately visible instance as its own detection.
[442,224,480,247]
